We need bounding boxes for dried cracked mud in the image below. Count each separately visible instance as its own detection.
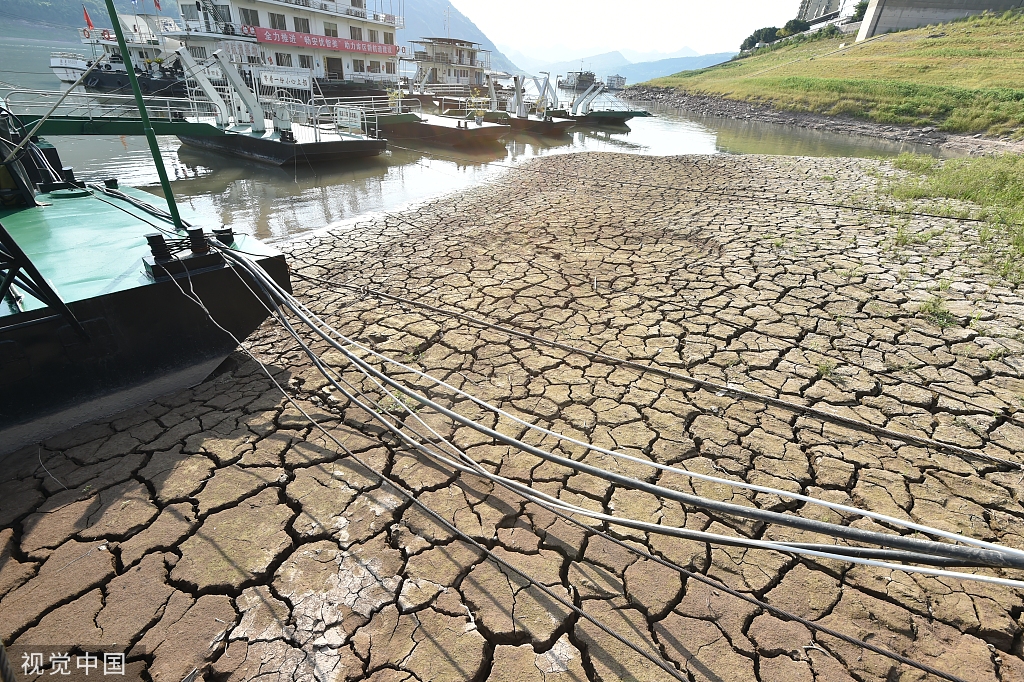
[2,152,1024,682]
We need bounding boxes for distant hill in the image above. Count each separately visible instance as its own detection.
[0,0,520,73]
[615,53,735,85]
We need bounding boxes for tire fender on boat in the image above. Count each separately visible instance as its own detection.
[102,29,112,40]
[86,76,100,87]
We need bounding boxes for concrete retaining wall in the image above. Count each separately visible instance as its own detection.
[857,0,1024,40]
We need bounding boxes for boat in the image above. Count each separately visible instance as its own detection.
[51,14,189,97]
[557,70,597,91]
[172,50,386,166]
[2,9,292,454]
[364,110,509,148]
[0,112,290,454]
[441,81,574,138]
[549,84,653,126]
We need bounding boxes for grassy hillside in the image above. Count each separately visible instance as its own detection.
[649,11,1024,137]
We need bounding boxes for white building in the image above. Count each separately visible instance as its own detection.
[605,74,626,90]
[169,0,405,95]
[410,38,490,87]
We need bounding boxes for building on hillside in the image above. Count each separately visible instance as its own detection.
[410,37,490,87]
[799,0,842,22]
[606,74,626,90]
[167,0,404,96]
[798,0,864,24]
[857,0,1024,40]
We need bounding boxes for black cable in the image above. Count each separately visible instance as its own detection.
[166,253,691,682]
[225,247,973,682]
[289,270,1023,471]
[358,152,1015,418]
[231,254,1024,569]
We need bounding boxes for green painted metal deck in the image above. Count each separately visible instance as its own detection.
[1,187,274,315]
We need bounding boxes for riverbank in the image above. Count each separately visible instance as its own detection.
[2,152,1023,682]
[625,86,1024,157]
[631,11,1024,152]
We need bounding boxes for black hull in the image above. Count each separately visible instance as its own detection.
[83,71,189,98]
[316,80,388,99]
[507,117,575,137]
[177,134,386,166]
[366,121,507,149]
[0,256,291,453]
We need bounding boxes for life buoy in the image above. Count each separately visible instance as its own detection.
[102,29,112,40]
[82,28,91,38]
[267,56,273,65]
[140,81,150,93]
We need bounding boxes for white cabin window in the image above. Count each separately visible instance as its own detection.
[385,62,396,74]
[367,29,378,43]
[352,59,365,72]
[298,54,313,69]
[179,3,199,21]
[293,17,310,33]
[383,32,394,45]
[239,8,259,26]
[213,5,231,22]
[268,13,287,30]
[351,0,364,8]
[323,22,338,37]
[368,60,380,73]
[349,26,362,40]
[275,52,293,67]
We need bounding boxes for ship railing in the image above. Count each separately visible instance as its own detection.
[2,87,216,125]
[50,52,87,61]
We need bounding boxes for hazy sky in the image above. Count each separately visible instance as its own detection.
[447,0,801,60]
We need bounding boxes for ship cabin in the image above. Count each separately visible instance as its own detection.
[410,37,490,87]
[166,0,404,97]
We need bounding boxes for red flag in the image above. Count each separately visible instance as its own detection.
[83,4,95,29]
[154,0,161,9]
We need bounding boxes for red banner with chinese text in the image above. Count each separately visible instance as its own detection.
[252,27,398,56]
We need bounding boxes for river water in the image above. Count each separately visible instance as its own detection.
[1,28,953,241]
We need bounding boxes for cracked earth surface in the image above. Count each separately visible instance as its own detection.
[2,152,1024,682]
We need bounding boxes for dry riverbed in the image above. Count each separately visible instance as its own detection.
[2,152,1024,682]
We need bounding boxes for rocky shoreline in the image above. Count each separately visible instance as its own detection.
[625,85,1024,156]
[1,152,1023,682]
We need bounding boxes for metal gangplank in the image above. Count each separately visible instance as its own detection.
[1,87,226,137]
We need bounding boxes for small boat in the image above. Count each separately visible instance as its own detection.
[2,10,292,454]
[549,83,653,126]
[365,111,509,147]
[450,111,574,137]
[173,50,386,166]
[558,70,597,91]
[439,78,572,138]
[0,117,290,453]
[51,13,189,98]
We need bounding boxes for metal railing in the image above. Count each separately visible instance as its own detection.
[2,87,217,124]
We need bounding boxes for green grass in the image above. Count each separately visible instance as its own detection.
[918,296,958,328]
[886,153,1024,281]
[649,11,1024,137]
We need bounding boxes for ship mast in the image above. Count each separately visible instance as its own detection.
[102,0,184,232]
